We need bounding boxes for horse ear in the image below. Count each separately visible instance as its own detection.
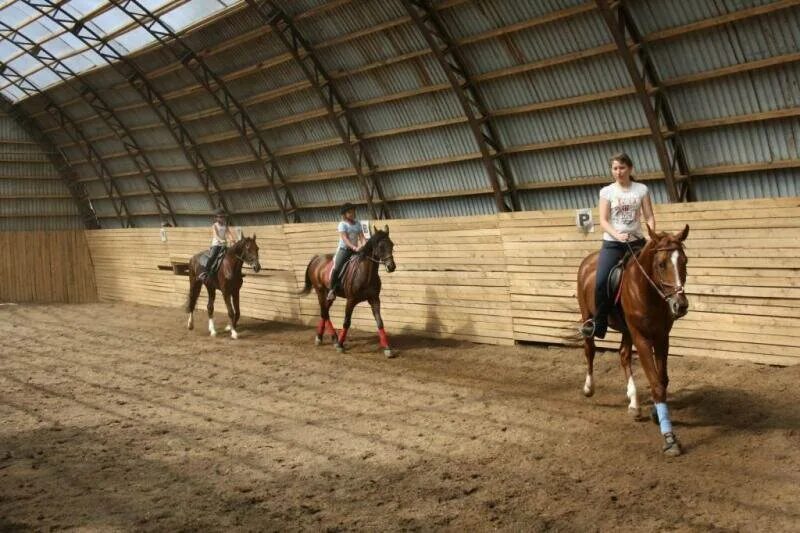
[646,223,657,241]
[677,224,689,242]
[384,224,389,235]
[373,225,379,235]
[252,233,256,240]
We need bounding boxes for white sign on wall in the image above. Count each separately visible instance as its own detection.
[360,220,372,239]
[576,208,594,233]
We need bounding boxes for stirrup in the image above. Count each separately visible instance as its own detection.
[579,319,595,338]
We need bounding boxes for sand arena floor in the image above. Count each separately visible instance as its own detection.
[1,303,799,531]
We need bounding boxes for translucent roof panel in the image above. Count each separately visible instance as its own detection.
[0,0,240,102]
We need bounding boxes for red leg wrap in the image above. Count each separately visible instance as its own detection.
[316,319,325,335]
[378,328,389,348]
[338,328,349,344]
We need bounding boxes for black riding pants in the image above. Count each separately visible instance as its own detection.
[594,238,645,330]
[330,248,353,290]
[207,245,225,275]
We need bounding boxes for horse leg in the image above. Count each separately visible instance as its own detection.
[653,335,680,455]
[368,296,394,358]
[223,290,237,340]
[315,289,332,345]
[630,329,680,456]
[334,299,357,353]
[582,336,596,397]
[186,278,202,330]
[620,331,639,418]
[207,285,217,337]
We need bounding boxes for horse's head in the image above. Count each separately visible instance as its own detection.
[237,234,261,273]
[367,225,396,273]
[646,224,689,319]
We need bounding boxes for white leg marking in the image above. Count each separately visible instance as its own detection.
[627,375,639,410]
[583,374,594,396]
[671,251,683,290]
[230,329,238,340]
[225,325,232,332]
[187,313,194,330]
[209,318,217,336]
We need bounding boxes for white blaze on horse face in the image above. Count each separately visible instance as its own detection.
[627,375,639,409]
[671,250,683,290]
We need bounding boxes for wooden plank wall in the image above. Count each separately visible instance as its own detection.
[83,197,800,365]
[0,230,96,303]
[501,197,800,366]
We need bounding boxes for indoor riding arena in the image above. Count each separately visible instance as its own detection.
[2,1,800,531]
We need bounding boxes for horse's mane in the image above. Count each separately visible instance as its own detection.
[358,230,387,258]
[227,237,250,254]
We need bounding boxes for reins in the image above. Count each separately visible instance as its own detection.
[625,241,685,302]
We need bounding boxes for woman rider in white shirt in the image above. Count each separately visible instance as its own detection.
[581,153,656,339]
[327,203,366,302]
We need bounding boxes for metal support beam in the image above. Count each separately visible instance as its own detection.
[22,0,232,219]
[0,21,178,227]
[246,0,390,220]
[0,94,99,229]
[400,0,520,213]
[110,0,300,223]
[596,0,692,202]
[0,61,133,227]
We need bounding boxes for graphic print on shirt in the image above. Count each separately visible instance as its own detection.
[611,195,638,225]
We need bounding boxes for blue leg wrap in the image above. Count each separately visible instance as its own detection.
[655,402,672,434]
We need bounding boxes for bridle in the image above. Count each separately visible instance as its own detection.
[364,238,394,266]
[626,241,686,302]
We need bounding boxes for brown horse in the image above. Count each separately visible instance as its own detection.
[577,224,689,456]
[299,226,397,357]
[186,236,261,339]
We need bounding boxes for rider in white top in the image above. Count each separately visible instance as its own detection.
[327,203,366,301]
[581,153,655,339]
[200,208,236,281]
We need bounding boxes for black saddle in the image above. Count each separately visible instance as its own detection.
[608,248,641,302]
[197,247,226,276]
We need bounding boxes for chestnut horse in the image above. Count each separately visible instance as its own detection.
[299,226,397,357]
[185,236,261,339]
[577,224,689,456]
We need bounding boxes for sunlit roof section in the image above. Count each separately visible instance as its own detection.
[0,0,242,102]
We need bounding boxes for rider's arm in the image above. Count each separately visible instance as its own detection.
[225,225,237,243]
[599,198,625,241]
[641,193,656,234]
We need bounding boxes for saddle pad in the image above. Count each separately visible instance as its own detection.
[326,256,360,286]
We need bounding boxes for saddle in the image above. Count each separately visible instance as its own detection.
[608,248,640,304]
[197,247,226,276]
[326,255,360,286]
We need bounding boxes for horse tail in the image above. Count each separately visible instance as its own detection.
[297,257,315,296]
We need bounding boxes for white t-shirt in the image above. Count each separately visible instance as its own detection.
[338,219,363,250]
[211,222,228,246]
[599,181,649,242]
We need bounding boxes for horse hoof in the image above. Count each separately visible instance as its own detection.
[230,331,238,340]
[225,325,232,332]
[628,406,641,420]
[384,349,396,358]
[662,433,682,457]
[209,331,217,337]
[335,343,345,353]
[187,323,194,330]
[315,336,322,346]
[650,406,659,424]
[582,386,594,398]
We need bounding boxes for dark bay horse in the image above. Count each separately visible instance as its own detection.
[299,226,397,357]
[577,224,689,456]
[186,236,261,339]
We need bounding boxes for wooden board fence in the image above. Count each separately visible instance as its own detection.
[0,230,96,303]
[82,197,800,365]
